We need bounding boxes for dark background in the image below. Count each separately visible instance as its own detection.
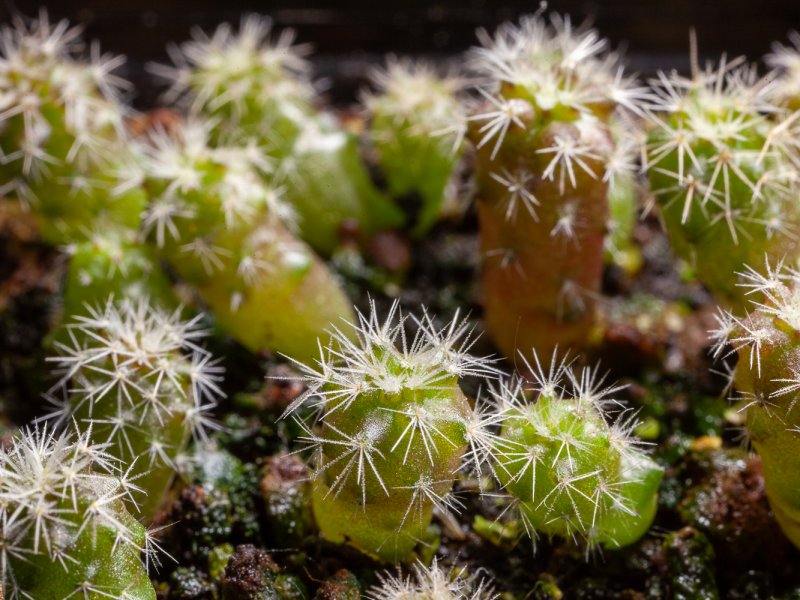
[3,1,800,106]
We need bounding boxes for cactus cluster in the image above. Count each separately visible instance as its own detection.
[466,14,644,361]
[711,260,800,547]
[645,57,800,307]
[152,14,404,255]
[0,427,156,599]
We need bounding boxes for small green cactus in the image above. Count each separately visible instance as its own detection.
[645,57,800,307]
[152,15,404,255]
[711,260,800,548]
[491,352,663,551]
[0,12,146,246]
[138,120,356,363]
[467,13,643,361]
[368,559,496,600]
[363,58,467,236]
[766,32,800,110]
[46,298,223,520]
[285,301,497,562]
[0,427,156,600]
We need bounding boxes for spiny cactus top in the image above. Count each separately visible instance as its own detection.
[491,352,663,551]
[0,11,145,244]
[645,58,800,306]
[152,15,404,255]
[0,427,156,600]
[711,260,800,548]
[766,32,800,110]
[47,298,223,520]
[466,13,643,361]
[363,58,466,236]
[368,559,496,600]
[286,301,497,562]
[136,119,356,363]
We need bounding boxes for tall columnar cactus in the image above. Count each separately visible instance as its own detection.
[711,261,800,548]
[645,58,800,307]
[0,427,156,600]
[137,120,356,363]
[363,58,467,236]
[0,12,146,245]
[285,301,497,562]
[467,14,642,362]
[766,33,800,110]
[491,352,663,550]
[47,298,223,521]
[151,15,404,255]
[368,559,497,600]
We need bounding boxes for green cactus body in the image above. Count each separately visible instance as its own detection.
[138,121,355,363]
[646,60,800,307]
[286,302,496,562]
[62,227,176,319]
[364,59,466,236]
[467,15,640,361]
[0,14,144,246]
[492,354,663,549]
[0,428,155,600]
[766,34,800,110]
[153,15,404,255]
[48,298,223,521]
[605,127,642,274]
[713,262,800,547]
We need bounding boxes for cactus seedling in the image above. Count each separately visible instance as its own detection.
[0,427,156,600]
[285,301,497,562]
[766,33,800,110]
[46,298,223,521]
[645,57,800,307]
[138,120,356,364]
[363,58,467,236]
[491,352,663,551]
[467,13,643,362]
[368,559,496,600]
[0,12,146,246]
[711,260,800,548]
[152,15,404,255]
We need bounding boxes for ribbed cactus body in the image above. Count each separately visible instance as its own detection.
[364,59,466,236]
[646,61,800,307]
[48,299,222,521]
[288,302,495,562]
[0,428,155,600]
[713,262,800,547]
[153,15,404,255]
[138,121,355,363]
[493,356,662,549]
[468,15,639,361]
[0,13,143,246]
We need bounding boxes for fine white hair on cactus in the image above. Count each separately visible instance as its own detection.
[368,559,497,600]
[149,13,312,114]
[46,297,223,446]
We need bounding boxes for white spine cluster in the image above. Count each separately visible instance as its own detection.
[368,559,496,600]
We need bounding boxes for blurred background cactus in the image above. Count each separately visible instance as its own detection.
[137,119,355,363]
[151,15,405,255]
[0,427,156,600]
[467,13,644,363]
[363,58,467,237]
[767,32,800,110]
